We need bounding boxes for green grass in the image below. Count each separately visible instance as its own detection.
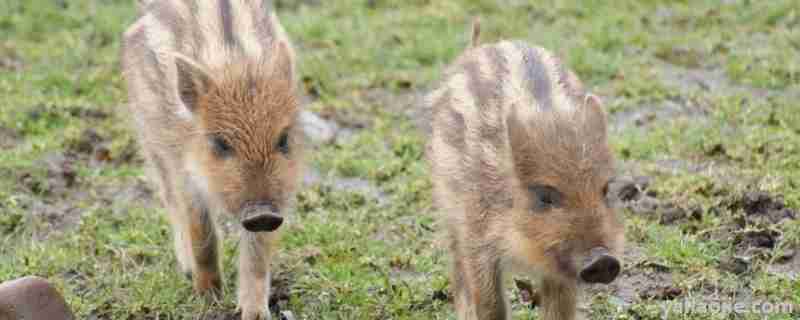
[1,0,799,319]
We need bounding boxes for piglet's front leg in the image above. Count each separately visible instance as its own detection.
[238,231,279,320]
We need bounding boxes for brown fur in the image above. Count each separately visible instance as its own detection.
[121,1,300,319]
[425,30,624,320]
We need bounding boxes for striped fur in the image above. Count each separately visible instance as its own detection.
[121,2,300,320]
[425,40,624,320]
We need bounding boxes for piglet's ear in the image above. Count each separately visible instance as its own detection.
[174,53,213,112]
[271,41,296,84]
[584,94,604,109]
[582,93,609,135]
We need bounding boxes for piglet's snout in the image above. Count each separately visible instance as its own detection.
[240,202,283,232]
[579,247,621,284]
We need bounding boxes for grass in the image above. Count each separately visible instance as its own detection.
[1,0,799,319]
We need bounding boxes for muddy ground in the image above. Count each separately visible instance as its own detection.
[10,55,798,318]
[2,1,799,319]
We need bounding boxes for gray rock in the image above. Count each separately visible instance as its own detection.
[280,310,296,320]
[0,276,74,320]
[299,111,338,146]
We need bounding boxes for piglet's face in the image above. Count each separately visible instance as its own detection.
[504,96,624,284]
[177,43,301,232]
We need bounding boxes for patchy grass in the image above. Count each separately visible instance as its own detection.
[1,0,798,319]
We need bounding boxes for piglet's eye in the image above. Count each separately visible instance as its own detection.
[529,185,563,211]
[277,130,290,155]
[210,135,234,158]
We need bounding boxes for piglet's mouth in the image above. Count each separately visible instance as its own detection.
[240,202,283,232]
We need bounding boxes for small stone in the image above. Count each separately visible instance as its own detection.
[0,276,74,320]
[719,256,749,275]
[608,177,639,202]
[629,196,660,215]
[280,310,296,320]
[299,111,338,146]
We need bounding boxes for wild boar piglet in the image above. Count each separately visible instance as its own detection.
[425,21,624,320]
[121,1,301,319]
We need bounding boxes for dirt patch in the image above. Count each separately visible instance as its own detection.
[612,61,800,135]
[66,128,113,165]
[609,173,798,231]
[65,105,111,120]
[515,245,685,311]
[18,152,80,197]
[579,245,678,310]
[371,215,417,246]
[609,98,708,132]
[312,97,373,132]
[268,270,295,318]
[597,269,677,308]
[0,42,24,71]
[21,179,154,240]
[330,177,386,204]
[302,167,387,205]
[358,88,424,134]
[621,180,798,274]
[608,175,702,226]
[14,149,155,239]
[655,62,800,101]
[767,250,800,279]
[607,175,652,203]
[608,173,798,279]
[0,125,21,149]
[11,152,82,238]
[26,199,83,240]
[655,46,705,69]
[651,159,714,174]
[736,229,781,250]
[724,191,797,226]
[114,137,144,165]
[65,127,143,166]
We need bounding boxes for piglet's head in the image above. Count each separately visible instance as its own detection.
[175,42,301,232]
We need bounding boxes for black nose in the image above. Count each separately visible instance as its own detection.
[240,202,283,232]
[580,248,621,284]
